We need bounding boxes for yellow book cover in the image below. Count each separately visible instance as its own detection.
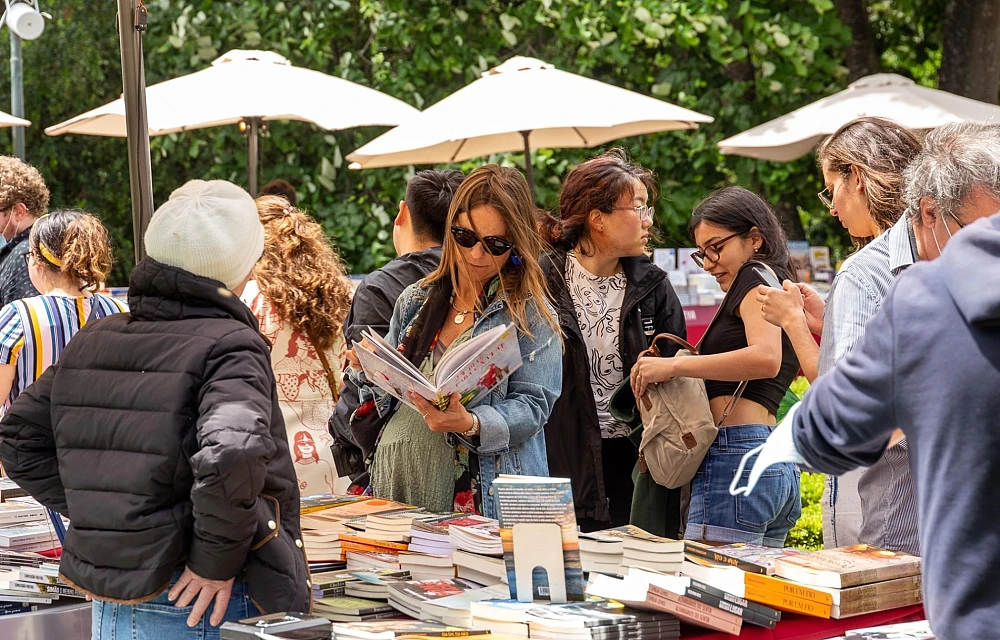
[744,572,835,605]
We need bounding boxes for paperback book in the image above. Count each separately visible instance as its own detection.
[773,544,921,589]
[684,541,806,575]
[356,323,522,411]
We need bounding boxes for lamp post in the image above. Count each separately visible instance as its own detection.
[4,0,45,160]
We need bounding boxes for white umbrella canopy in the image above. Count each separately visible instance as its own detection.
[718,73,1000,162]
[347,56,713,173]
[45,49,419,137]
[45,50,419,195]
[0,110,30,128]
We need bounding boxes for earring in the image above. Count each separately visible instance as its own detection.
[511,255,523,267]
[754,247,759,253]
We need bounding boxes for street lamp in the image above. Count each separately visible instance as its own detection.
[2,0,47,160]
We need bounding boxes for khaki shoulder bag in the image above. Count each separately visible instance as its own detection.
[634,334,747,490]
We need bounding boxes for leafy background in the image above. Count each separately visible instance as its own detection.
[0,0,957,284]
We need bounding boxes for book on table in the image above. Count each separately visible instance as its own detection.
[493,476,584,602]
[387,578,483,618]
[773,544,921,589]
[355,323,522,411]
[684,541,806,575]
[332,620,492,640]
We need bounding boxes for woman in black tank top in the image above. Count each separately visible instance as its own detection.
[630,186,801,547]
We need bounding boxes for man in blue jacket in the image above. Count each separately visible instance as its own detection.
[737,209,1000,639]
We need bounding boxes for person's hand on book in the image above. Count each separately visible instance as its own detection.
[408,391,475,433]
[344,338,375,371]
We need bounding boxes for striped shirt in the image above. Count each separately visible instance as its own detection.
[0,293,128,412]
[818,214,919,555]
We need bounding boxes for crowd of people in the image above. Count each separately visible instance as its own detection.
[0,114,993,638]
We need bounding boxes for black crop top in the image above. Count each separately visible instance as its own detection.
[699,262,800,416]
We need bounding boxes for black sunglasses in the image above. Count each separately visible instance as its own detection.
[450,225,514,256]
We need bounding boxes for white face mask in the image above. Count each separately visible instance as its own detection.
[931,213,957,257]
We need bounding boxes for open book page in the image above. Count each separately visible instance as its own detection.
[354,341,436,411]
[361,328,426,385]
[433,323,523,408]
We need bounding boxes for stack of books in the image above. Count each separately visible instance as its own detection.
[586,570,739,635]
[679,543,923,621]
[386,578,483,619]
[452,550,506,587]
[301,498,414,559]
[449,520,505,586]
[579,526,684,576]
[420,584,511,627]
[310,569,410,600]
[331,619,492,640]
[524,599,681,640]
[312,595,402,623]
[0,551,87,614]
[578,531,623,576]
[771,544,923,619]
[399,551,455,581]
[362,512,440,543]
[470,599,537,636]
[347,552,403,572]
[0,497,66,555]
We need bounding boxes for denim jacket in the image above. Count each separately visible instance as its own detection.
[351,281,563,519]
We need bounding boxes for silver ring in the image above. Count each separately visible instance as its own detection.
[421,413,428,419]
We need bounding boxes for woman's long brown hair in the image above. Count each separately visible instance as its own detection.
[253,196,353,352]
[424,165,559,338]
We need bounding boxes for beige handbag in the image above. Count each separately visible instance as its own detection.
[635,333,747,489]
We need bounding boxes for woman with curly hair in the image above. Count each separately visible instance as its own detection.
[0,209,126,415]
[242,196,354,496]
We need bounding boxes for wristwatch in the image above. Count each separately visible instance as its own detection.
[463,412,481,437]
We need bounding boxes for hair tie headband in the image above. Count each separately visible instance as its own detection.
[38,242,62,268]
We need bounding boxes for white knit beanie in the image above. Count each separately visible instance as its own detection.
[144,179,264,290]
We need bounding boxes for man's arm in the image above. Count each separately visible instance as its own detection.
[792,289,900,475]
[0,365,68,515]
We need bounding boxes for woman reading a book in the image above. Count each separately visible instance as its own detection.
[345,165,562,518]
[537,149,687,535]
[241,196,354,497]
[630,186,801,547]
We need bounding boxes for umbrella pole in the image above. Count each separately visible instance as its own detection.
[520,130,535,201]
[117,0,154,264]
[247,117,260,197]
[10,33,25,161]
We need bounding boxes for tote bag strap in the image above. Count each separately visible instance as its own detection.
[305,327,340,403]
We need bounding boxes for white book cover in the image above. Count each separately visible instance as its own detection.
[356,323,522,411]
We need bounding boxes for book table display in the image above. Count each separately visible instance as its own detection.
[680,605,924,639]
[0,600,91,638]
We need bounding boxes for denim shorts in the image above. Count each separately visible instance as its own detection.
[91,571,259,640]
[683,424,801,548]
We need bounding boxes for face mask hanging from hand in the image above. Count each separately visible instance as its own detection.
[729,402,806,497]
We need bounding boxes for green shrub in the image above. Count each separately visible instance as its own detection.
[786,471,825,550]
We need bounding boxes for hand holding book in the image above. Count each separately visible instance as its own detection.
[408,391,475,433]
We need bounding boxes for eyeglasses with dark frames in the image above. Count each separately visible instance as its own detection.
[450,225,514,256]
[691,232,744,268]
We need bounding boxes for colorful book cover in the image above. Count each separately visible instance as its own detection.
[743,585,832,618]
[323,499,414,520]
[332,620,491,639]
[494,476,584,602]
[773,544,921,589]
[685,541,806,575]
[315,596,395,615]
[743,572,835,605]
[300,494,368,514]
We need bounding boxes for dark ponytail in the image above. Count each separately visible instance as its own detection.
[689,186,794,279]
[540,148,658,253]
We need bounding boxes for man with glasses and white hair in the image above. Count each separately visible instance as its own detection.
[734,123,1000,639]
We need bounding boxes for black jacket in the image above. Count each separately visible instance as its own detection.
[0,226,39,306]
[330,247,441,473]
[0,259,310,613]
[542,251,687,523]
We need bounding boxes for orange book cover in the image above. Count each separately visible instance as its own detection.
[744,572,835,605]
[338,534,409,552]
[743,585,832,618]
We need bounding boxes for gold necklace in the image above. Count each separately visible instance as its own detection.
[451,301,474,324]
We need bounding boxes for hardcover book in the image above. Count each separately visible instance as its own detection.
[773,544,921,589]
[684,541,805,575]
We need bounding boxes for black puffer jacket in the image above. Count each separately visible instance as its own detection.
[542,251,686,524]
[0,259,310,614]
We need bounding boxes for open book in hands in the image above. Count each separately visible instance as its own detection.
[354,323,523,412]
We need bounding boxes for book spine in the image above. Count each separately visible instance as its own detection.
[340,541,400,554]
[743,572,834,605]
[312,585,346,598]
[832,589,923,619]
[687,579,781,620]
[684,588,777,629]
[836,575,923,604]
[839,564,921,588]
[644,590,742,634]
[743,585,832,618]
[683,544,765,574]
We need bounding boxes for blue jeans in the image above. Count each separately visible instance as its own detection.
[91,572,259,640]
[684,424,801,548]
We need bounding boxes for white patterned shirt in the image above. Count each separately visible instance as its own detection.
[565,252,630,438]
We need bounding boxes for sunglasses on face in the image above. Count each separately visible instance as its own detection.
[450,225,514,256]
[691,231,744,268]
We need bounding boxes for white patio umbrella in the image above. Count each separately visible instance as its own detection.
[718,73,1000,161]
[0,110,30,128]
[346,56,713,194]
[45,49,419,195]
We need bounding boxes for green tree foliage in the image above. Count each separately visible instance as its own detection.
[0,1,949,283]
